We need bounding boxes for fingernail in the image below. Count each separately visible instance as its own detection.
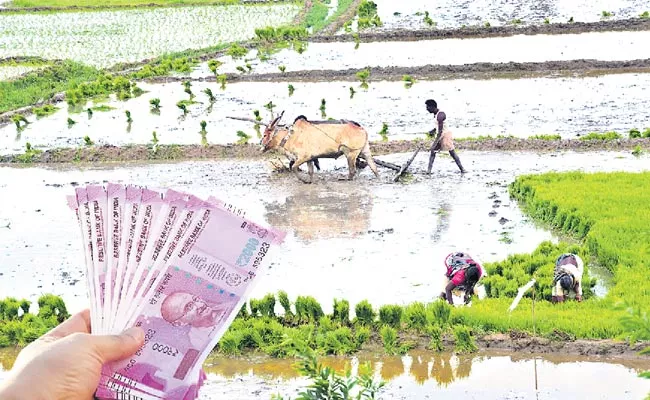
[122,327,145,342]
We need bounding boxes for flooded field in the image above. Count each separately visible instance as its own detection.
[1,151,647,316]
[0,347,648,399]
[369,0,650,30]
[3,72,649,154]
[192,31,650,77]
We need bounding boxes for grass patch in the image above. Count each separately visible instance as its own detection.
[13,142,43,163]
[32,104,58,117]
[529,134,561,140]
[303,0,330,32]
[0,61,100,114]
[579,131,622,141]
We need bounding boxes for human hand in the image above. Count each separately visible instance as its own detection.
[0,309,144,400]
[575,295,583,302]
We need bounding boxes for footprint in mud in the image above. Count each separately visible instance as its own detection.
[488,192,499,199]
[489,210,497,217]
[499,217,510,225]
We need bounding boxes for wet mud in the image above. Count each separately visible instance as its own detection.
[2,138,649,164]
[166,59,650,84]
[312,18,650,42]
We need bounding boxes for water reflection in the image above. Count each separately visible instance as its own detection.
[264,185,373,243]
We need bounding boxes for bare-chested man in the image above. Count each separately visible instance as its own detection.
[425,99,467,174]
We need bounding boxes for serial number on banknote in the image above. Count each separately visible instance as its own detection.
[151,342,180,357]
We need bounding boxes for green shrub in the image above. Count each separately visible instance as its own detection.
[453,325,478,354]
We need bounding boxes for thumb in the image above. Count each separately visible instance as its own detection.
[91,327,145,363]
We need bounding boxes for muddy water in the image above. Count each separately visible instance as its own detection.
[1,347,648,399]
[371,0,650,30]
[3,72,650,154]
[190,31,650,77]
[1,151,648,316]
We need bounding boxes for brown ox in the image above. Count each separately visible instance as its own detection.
[261,112,380,183]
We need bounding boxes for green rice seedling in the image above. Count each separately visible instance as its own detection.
[380,325,399,355]
[149,98,161,112]
[151,131,159,146]
[544,17,550,24]
[92,105,115,112]
[217,74,227,90]
[279,65,286,73]
[208,60,223,75]
[378,305,402,329]
[83,136,93,146]
[183,81,194,100]
[317,315,335,332]
[259,293,277,318]
[427,324,444,351]
[249,299,261,317]
[278,291,293,318]
[629,128,641,138]
[236,130,251,144]
[640,11,650,19]
[356,68,370,89]
[202,88,215,103]
[529,133,561,140]
[246,63,253,72]
[357,0,381,29]
[67,118,76,128]
[125,110,133,123]
[200,120,207,132]
[354,300,376,326]
[349,87,356,99]
[264,101,276,116]
[236,304,249,320]
[86,108,93,118]
[453,325,478,354]
[332,299,350,325]
[218,330,244,355]
[579,131,621,141]
[13,142,42,164]
[295,296,324,323]
[484,21,491,27]
[253,110,262,122]
[602,11,613,17]
[568,16,574,22]
[176,101,190,115]
[320,326,356,355]
[427,300,451,326]
[236,66,246,74]
[423,11,436,26]
[355,326,371,348]
[200,121,208,147]
[404,302,427,332]
[12,114,28,129]
[352,33,360,50]
[227,44,248,60]
[378,122,388,141]
[402,75,415,88]
[288,84,295,96]
[33,104,58,118]
[642,128,650,138]
[632,145,643,157]
[511,18,522,24]
[319,99,327,118]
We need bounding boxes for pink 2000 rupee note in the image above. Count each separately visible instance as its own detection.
[74,187,101,332]
[87,185,109,334]
[119,189,191,327]
[111,185,142,333]
[114,188,165,329]
[67,194,98,331]
[105,183,126,334]
[101,206,285,399]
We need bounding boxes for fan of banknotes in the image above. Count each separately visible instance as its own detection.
[66,183,286,400]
